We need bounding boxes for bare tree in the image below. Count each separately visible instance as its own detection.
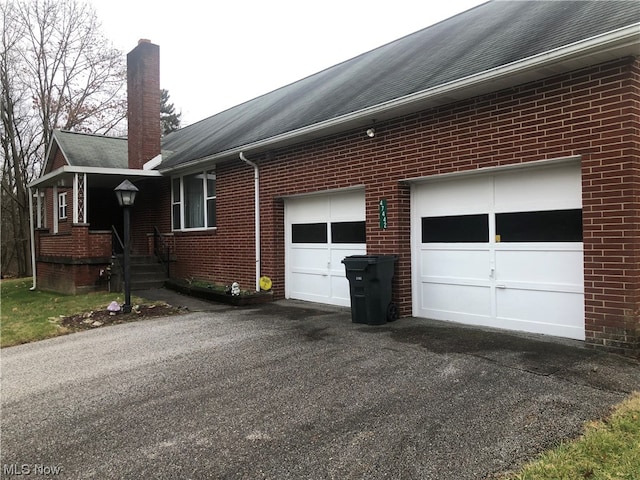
[1,0,127,277]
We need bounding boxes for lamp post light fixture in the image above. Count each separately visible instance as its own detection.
[114,179,139,313]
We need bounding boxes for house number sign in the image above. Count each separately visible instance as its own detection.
[379,198,388,230]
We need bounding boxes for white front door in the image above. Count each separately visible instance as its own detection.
[412,163,585,340]
[285,190,366,306]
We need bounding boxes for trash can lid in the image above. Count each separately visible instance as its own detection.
[342,255,397,264]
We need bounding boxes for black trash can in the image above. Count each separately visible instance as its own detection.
[342,255,397,325]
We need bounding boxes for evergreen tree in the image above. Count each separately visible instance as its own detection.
[160,89,181,135]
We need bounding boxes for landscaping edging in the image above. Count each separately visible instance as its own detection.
[164,279,273,306]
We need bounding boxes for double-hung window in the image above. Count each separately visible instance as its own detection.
[172,170,216,230]
[58,192,68,220]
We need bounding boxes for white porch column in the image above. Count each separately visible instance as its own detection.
[73,173,87,224]
[53,185,58,234]
[34,189,43,228]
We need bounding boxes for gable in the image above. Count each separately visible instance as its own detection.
[41,129,130,178]
[51,130,128,169]
[50,146,69,172]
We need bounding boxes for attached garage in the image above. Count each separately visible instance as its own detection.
[285,190,366,306]
[411,161,585,340]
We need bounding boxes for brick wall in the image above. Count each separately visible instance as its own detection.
[37,225,112,293]
[172,163,256,287]
[37,261,109,295]
[579,57,640,354]
[51,148,67,170]
[130,178,171,254]
[170,56,640,355]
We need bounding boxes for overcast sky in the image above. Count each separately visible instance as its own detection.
[89,0,488,126]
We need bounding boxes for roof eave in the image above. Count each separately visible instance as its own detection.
[160,23,640,174]
[28,165,163,189]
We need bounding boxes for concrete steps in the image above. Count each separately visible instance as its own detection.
[130,255,168,290]
[112,255,168,291]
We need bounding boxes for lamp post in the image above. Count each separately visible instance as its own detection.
[114,179,139,313]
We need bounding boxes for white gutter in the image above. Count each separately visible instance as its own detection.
[159,23,639,175]
[239,152,261,292]
[28,187,36,291]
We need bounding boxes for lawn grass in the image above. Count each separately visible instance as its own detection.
[508,391,640,480]
[0,278,145,347]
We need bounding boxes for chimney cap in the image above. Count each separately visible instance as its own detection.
[138,38,152,45]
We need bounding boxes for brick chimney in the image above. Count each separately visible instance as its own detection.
[127,39,160,170]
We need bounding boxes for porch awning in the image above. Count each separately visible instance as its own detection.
[29,165,163,189]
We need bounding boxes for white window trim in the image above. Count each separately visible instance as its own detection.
[171,169,217,231]
[58,192,68,220]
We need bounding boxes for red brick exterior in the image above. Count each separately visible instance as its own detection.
[51,148,68,169]
[165,56,640,356]
[34,54,639,355]
[130,178,171,253]
[36,225,111,294]
[127,40,161,170]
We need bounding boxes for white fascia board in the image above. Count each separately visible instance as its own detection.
[28,165,162,188]
[160,24,639,174]
[143,153,162,170]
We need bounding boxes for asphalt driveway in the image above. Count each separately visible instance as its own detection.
[2,296,639,479]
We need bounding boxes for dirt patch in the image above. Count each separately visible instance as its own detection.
[60,303,185,332]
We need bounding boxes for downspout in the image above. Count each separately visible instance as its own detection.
[28,187,37,290]
[239,152,261,291]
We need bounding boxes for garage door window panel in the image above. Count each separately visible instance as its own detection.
[496,209,582,242]
[422,214,489,243]
[292,223,327,243]
[331,221,366,244]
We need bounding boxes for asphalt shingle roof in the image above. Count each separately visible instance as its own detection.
[158,0,638,168]
[53,130,128,168]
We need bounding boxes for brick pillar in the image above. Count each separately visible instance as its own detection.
[71,224,90,258]
[582,155,640,356]
[366,181,412,317]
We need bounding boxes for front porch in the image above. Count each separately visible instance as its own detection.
[30,167,172,294]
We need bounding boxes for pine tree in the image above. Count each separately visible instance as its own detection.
[160,89,181,135]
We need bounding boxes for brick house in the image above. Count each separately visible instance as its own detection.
[30,1,640,356]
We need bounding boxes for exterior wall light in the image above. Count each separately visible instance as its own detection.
[366,128,376,138]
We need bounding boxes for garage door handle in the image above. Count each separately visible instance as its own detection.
[496,284,506,289]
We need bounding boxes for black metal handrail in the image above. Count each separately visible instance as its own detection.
[153,226,170,277]
[112,225,124,255]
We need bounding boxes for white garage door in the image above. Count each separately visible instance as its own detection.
[411,163,585,340]
[285,190,366,306]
